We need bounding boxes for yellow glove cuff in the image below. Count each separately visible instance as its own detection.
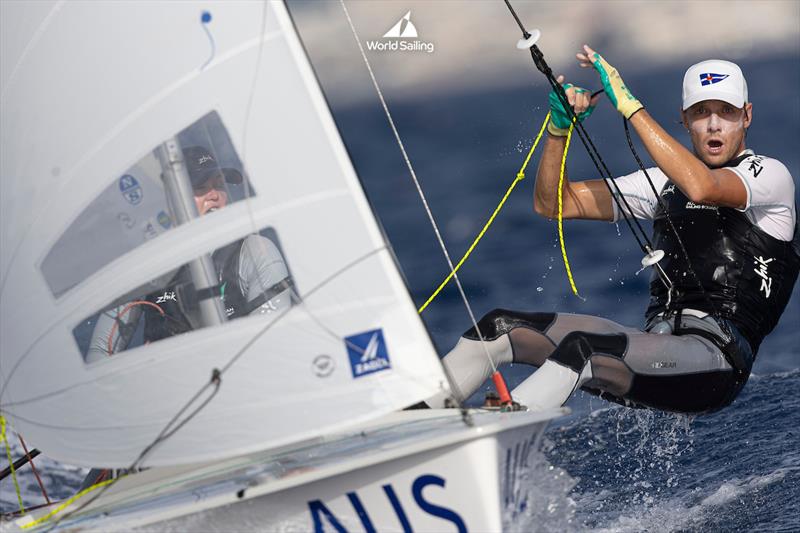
[547,121,570,137]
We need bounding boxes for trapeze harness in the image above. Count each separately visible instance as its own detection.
[645,151,800,359]
[142,239,293,342]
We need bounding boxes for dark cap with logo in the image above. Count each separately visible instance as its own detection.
[182,146,243,187]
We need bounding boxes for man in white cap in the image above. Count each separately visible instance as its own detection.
[86,146,293,361]
[426,47,798,414]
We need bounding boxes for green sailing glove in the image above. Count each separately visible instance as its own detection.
[547,84,595,136]
[589,53,643,119]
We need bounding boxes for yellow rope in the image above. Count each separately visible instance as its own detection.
[417,112,551,314]
[557,123,580,296]
[19,476,119,529]
[1,414,25,513]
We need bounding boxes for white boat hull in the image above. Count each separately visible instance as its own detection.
[11,408,566,532]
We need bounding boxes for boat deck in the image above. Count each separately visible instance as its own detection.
[11,407,566,531]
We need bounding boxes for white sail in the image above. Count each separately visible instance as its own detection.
[0,1,450,468]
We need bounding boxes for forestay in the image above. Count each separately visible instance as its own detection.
[0,1,448,468]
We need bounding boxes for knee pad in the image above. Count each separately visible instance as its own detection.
[550,331,628,373]
[462,309,556,341]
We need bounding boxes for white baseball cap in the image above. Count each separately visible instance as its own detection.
[682,59,748,110]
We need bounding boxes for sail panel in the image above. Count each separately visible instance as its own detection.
[6,251,444,467]
[0,1,449,467]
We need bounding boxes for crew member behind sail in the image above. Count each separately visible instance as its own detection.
[428,47,798,414]
[86,146,292,362]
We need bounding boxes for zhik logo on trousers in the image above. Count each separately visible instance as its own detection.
[345,329,391,378]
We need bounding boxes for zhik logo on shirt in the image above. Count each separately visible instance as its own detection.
[345,329,391,378]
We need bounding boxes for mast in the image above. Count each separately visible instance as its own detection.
[154,138,226,328]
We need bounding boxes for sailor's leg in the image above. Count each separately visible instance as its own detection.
[425,309,555,407]
[511,329,628,410]
[595,327,751,413]
[427,309,634,407]
[86,304,144,363]
[512,323,751,414]
[505,315,635,409]
[425,331,514,408]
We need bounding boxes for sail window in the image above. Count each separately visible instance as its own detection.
[41,111,252,298]
[74,225,294,362]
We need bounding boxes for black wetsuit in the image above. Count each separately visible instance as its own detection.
[142,239,292,342]
[88,235,292,359]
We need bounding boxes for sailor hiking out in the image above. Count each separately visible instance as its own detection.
[428,46,799,414]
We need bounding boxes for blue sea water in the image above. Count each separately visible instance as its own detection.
[547,370,800,531]
[2,45,798,533]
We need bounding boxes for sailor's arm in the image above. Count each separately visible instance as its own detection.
[533,75,614,221]
[533,135,614,220]
[579,45,747,208]
[86,304,143,362]
[238,234,292,315]
[627,110,747,207]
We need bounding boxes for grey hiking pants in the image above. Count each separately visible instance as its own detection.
[436,309,754,414]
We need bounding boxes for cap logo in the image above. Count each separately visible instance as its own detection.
[197,155,214,165]
[699,73,729,86]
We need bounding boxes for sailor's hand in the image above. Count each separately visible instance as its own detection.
[547,75,600,137]
[577,45,643,119]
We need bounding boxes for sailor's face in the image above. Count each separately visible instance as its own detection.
[193,173,228,215]
[683,99,752,168]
